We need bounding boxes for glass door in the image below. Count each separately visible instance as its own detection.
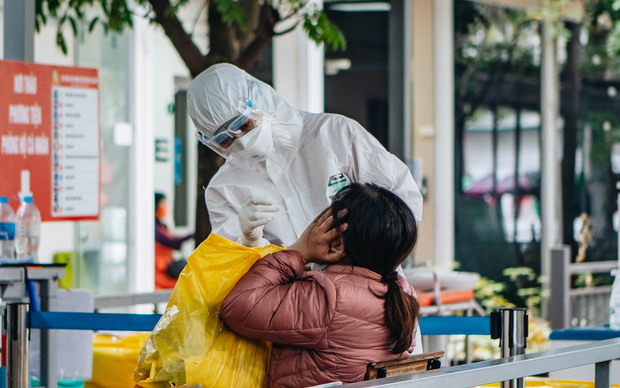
[74,28,132,295]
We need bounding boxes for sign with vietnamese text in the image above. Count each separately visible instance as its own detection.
[0,60,100,221]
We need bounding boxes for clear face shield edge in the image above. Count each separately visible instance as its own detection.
[196,107,263,158]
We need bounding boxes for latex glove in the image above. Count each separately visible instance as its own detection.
[238,196,279,247]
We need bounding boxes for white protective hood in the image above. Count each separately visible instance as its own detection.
[187,63,303,160]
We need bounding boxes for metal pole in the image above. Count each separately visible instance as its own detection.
[549,246,571,330]
[594,360,611,388]
[540,14,561,321]
[6,303,29,388]
[491,308,528,388]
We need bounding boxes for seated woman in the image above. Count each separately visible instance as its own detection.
[220,183,420,388]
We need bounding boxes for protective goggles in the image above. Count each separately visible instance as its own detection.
[195,110,261,154]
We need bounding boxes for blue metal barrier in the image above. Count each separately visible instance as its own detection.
[30,311,161,332]
[29,311,490,335]
[420,316,490,335]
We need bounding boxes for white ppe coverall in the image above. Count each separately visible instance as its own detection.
[187,63,423,248]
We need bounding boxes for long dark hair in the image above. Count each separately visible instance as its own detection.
[331,183,419,354]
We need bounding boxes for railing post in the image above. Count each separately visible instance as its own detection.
[594,360,611,388]
[6,303,29,388]
[549,245,571,330]
[491,308,528,388]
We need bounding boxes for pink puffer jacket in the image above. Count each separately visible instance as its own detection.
[220,250,418,388]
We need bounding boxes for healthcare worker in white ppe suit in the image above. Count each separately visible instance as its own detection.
[187,63,423,248]
[188,63,424,353]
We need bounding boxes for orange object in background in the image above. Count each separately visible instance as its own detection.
[416,289,475,307]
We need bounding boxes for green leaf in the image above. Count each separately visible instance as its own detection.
[212,0,247,28]
[88,17,100,33]
[56,33,68,54]
[69,16,78,36]
[101,0,110,17]
[302,11,346,51]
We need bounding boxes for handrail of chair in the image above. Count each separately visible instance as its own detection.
[344,338,620,387]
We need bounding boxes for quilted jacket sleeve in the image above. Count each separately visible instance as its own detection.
[220,250,338,348]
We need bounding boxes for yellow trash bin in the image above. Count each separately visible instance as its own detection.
[85,333,150,388]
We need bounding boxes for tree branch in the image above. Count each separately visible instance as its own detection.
[274,21,299,36]
[208,2,241,61]
[235,3,280,70]
[147,0,206,77]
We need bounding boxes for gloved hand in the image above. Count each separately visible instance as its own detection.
[238,196,279,247]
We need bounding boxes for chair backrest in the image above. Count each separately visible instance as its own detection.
[365,351,444,380]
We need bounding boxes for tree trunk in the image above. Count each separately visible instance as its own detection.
[560,21,581,256]
[146,0,283,243]
[195,145,224,244]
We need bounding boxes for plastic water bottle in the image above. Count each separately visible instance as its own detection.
[610,269,620,330]
[0,196,16,260]
[15,196,41,262]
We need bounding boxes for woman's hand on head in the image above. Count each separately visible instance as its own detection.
[289,209,347,265]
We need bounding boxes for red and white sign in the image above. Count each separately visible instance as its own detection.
[0,60,100,221]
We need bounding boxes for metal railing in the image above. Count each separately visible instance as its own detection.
[344,338,620,388]
[9,302,619,388]
[549,245,619,330]
[94,290,173,313]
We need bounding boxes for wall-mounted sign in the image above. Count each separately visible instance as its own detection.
[0,60,100,221]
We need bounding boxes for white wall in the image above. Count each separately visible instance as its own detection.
[273,1,325,113]
[152,28,191,199]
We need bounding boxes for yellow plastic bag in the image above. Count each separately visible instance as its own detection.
[133,234,284,388]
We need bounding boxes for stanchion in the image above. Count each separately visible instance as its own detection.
[6,303,29,388]
[491,308,528,388]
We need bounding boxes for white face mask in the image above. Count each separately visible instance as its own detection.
[228,116,274,160]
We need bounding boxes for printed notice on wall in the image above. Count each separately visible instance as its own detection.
[0,60,100,221]
[52,86,99,217]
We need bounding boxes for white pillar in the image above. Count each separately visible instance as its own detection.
[433,0,455,270]
[541,18,561,317]
[3,0,35,62]
[273,1,324,112]
[129,13,155,294]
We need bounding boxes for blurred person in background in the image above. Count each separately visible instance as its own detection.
[155,192,194,290]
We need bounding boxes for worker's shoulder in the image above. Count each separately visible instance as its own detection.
[301,111,365,134]
[207,162,248,187]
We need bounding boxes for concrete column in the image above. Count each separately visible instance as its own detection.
[273,0,324,112]
[412,0,435,265]
[129,13,156,295]
[433,0,455,270]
